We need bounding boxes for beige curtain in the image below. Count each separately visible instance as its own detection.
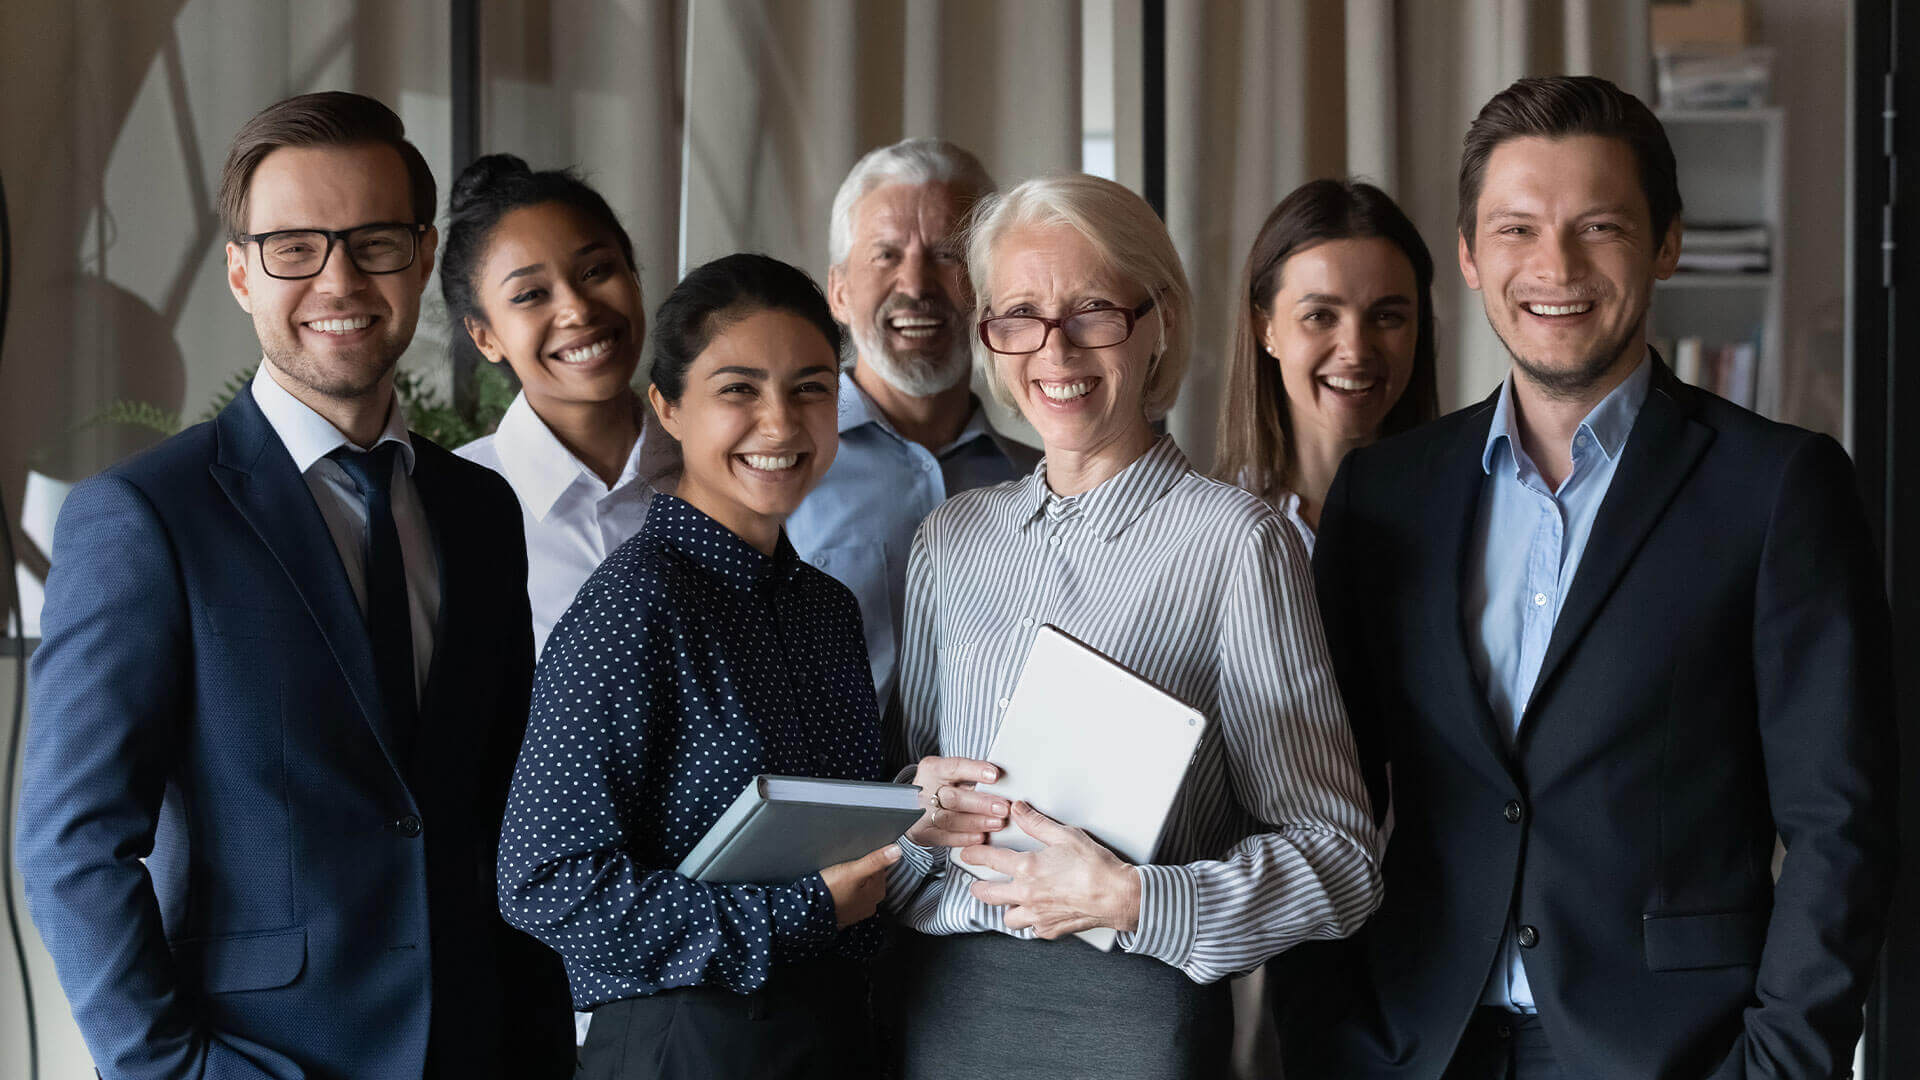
[478,0,686,364]
[680,0,1084,276]
[1162,0,1652,471]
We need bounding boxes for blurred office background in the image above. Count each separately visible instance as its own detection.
[2,1,1907,1077]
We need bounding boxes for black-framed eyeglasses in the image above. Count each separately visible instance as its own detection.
[238,222,429,280]
[978,297,1157,355]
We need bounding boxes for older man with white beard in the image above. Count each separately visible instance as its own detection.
[789,138,1040,717]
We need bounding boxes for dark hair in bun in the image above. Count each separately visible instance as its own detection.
[650,253,843,403]
[440,152,638,327]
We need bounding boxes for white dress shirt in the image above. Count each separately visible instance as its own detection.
[457,391,678,656]
[251,362,439,702]
[1273,489,1316,555]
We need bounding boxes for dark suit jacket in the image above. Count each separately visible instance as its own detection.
[1279,360,1896,1079]
[16,386,573,1079]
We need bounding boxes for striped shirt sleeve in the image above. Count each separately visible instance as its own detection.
[1117,513,1383,981]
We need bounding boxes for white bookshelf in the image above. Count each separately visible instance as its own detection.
[1651,107,1785,418]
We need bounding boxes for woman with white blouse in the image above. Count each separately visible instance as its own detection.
[878,174,1383,1079]
[1213,179,1440,553]
[443,154,678,654]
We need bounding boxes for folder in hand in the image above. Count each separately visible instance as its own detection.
[678,775,923,884]
[951,625,1208,949]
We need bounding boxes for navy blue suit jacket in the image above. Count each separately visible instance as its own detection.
[1278,359,1897,1079]
[16,386,573,1079]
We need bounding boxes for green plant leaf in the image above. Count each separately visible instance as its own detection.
[200,365,260,422]
[80,400,183,437]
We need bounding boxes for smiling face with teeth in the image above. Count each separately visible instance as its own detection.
[462,201,645,418]
[225,143,434,406]
[1460,134,1681,399]
[649,309,841,555]
[1262,237,1420,447]
[828,181,973,399]
[984,223,1162,486]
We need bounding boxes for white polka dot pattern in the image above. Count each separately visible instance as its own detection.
[497,494,885,1008]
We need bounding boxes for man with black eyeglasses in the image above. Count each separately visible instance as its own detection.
[15,91,572,1079]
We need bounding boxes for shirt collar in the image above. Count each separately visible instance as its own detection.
[1019,433,1190,541]
[837,370,1000,456]
[1481,349,1654,475]
[490,391,678,522]
[252,360,414,475]
[643,493,802,591]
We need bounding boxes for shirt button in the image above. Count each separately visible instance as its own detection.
[1533,592,1548,607]
[1020,617,1035,628]
[1048,535,1062,547]
[1517,924,1539,949]
[997,697,1010,709]
[1503,800,1523,824]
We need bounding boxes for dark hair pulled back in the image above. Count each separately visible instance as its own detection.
[440,152,637,326]
[649,253,843,403]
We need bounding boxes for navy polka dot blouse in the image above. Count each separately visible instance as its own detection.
[497,494,885,1008]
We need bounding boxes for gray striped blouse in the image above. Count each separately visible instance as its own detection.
[884,435,1383,983]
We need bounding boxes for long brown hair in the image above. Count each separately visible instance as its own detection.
[1214,179,1439,503]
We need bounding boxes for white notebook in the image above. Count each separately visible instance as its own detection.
[951,624,1208,949]
[677,775,923,885]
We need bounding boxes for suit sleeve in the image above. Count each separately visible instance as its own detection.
[16,474,294,1079]
[1711,433,1897,1079]
[475,476,575,1076]
[1314,454,1391,829]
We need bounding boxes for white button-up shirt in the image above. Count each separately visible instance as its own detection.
[251,362,439,702]
[457,391,679,655]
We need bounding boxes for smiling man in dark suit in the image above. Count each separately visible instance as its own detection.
[1280,75,1896,1079]
[15,92,571,1079]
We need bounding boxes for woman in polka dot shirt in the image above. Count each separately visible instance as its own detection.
[498,253,899,1079]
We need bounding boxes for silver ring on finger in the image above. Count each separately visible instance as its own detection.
[929,787,945,811]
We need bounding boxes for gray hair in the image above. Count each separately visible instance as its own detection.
[967,173,1195,421]
[827,138,996,268]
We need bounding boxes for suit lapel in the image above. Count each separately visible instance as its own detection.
[1430,394,1523,785]
[1519,362,1713,731]
[209,387,410,778]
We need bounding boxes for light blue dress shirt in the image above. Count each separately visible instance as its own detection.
[787,371,1039,709]
[1465,354,1652,1012]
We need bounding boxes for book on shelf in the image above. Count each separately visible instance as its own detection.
[1675,250,1770,273]
[1670,335,1759,410]
[1674,337,1704,386]
[1721,341,1757,409]
[1681,223,1771,252]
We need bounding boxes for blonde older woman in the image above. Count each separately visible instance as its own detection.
[877,174,1382,1079]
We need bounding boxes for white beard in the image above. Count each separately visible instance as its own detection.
[848,317,972,397]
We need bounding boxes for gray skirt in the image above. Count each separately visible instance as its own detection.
[876,930,1233,1080]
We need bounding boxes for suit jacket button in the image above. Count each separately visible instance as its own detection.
[1503,800,1523,824]
[395,814,423,838]
[1517,924,1539,949]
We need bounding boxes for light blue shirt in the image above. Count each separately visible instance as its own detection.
[787,371,1039,709]
[1466,354,1652,1012]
